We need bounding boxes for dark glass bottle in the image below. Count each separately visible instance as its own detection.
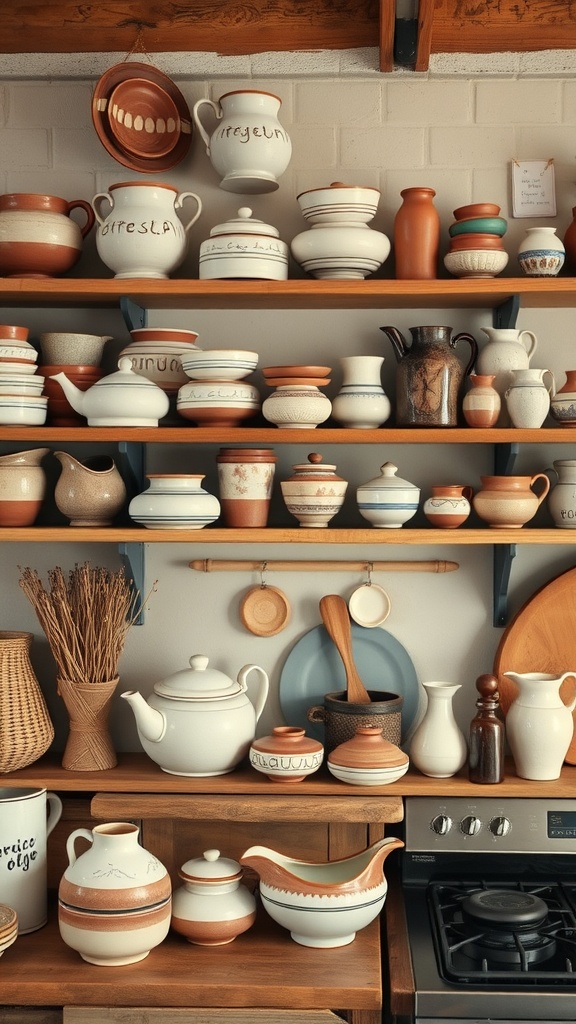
[468,674,505,784]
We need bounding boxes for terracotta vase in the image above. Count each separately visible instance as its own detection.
[393,186,440,279]
[57,676,119,771]
[423,484,473,529]
[472,473,550,528]
[216,447,277,527]
[249,726,324,782]
[462,373,501,427]
[0,630,54,772]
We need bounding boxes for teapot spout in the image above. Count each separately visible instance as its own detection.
[121,689,166,743]
[380,325,407,363]
[49,371,85,415]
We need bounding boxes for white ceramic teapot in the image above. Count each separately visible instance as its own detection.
[50,356,170,426]
[121,654,269,776]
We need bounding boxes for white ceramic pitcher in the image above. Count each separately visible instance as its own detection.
[0,787,62,933]
[192,90,292,194]
[504,671,576,779]
[505,367,555,428]
[476,327,538,424]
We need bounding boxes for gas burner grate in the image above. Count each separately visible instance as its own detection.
[429,879,576,984]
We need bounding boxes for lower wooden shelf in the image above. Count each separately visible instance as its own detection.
[4,904,382,1013]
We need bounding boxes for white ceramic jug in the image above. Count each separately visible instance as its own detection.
[504,671,576,779]
[547,459,576,528]
[192,90,292,194]
[505,367,555,428]
[92,180,202,278]
[476,327,538,424]
[0,787,62,933]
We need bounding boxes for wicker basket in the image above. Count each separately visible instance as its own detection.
[0,630,54,773]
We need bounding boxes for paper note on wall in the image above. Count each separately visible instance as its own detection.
[512,159,557,218]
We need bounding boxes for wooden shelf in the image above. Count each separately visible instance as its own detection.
[2,277,576,310]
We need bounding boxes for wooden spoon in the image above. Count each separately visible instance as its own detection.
[319,594,372,704]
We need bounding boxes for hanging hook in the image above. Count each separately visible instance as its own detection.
[365,561,374,587]
[260,561,268,589]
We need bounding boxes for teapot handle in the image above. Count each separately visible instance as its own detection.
[65,827,94,868]
[529,472,551,507]
[175,191,203,234]
[237,664,269,722]
[452,332,478,376]
[92,191,113,228]
[67,199,96,238]
[192,98,222,155]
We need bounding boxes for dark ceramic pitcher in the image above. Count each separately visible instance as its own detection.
[380,324,478,426]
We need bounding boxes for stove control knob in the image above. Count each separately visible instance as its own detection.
[489,815,511,837]
[460,814,481,836]
[430,813,452,835]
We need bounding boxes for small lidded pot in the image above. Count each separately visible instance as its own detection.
[280,452,348,527]
[250,726,324,782]
[356,461,420,528]
[171,849,256,946]
[199,207,288,280]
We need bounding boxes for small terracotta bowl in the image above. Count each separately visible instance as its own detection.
[108,78,181,159]
[453,203,501,220]
[448,233,506,251]
[0,325,29,342]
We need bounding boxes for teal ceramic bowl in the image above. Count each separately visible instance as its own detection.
[449,216,507,238]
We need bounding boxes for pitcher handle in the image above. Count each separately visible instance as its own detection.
[65,827,94,868]
[192,98,222,155]
[543,368,556,397]
[46,792,63,837]
[92,191,113,228]
[238,664,269,723]
[530,472,551,507]
[519,330,538,360]
[175,191,203,234]
[67,199,96,239]
[453,332,478,376]
[559,672,576,713]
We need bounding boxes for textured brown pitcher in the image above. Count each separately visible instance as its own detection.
[380,324,478,426]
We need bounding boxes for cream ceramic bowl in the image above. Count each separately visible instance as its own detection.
[444,249,509,279]
[0,395,47,424]
[176,380,261,426]
[58,896,172,966]
[0,343,37,363]
[297,184,381,225]
[0,360,39,375]
[0,374,45,395]
[180,349,258,381]
[326,759,409,786]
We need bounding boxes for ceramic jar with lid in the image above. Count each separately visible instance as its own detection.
[171,848,257,946]
[199,207,288,280]
[280,452,348,527]
[327,725,409,786]
[249,726,324,782]
[356,462,420,528]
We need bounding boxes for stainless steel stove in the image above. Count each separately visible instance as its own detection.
[387,796,576,1024]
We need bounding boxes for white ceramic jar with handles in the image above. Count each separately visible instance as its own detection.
[92,180,202,278]
[0,786,63,933]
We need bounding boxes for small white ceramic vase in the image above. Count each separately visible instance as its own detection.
[171,849,257,946]
[262,384,332,428]
[517,226,565,277]
[331,355,391,428]
[129,474,221,530]
[92,181,202,279]
[504,671,576,780]
[356,461,420,528]
[409,682,468,778]
[547,459,576,528]
[505,367,555,428]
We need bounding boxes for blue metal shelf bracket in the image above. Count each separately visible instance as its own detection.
[117,440,147,625]
[493,293,520,330]
[119,541,145,626]
[120,296,147,332]
[492,442,519,626]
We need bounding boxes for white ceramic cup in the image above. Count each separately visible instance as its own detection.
[0,786,63,933]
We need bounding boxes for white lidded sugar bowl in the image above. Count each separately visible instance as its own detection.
[199,207,288,280]
[171,849,257,945]
[356,461,420,528]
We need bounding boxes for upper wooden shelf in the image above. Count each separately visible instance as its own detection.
[2,278,576,311]
[0,1,573,74]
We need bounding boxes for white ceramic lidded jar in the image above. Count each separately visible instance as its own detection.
[280,452,348,527]
[192,89,292,194]
[171,849,257,946]
[128,474,221,529]
[199,207,288,280]
[356,461,420,528]
[92,180,202,279]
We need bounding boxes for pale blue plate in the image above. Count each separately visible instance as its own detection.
[279,623,420,742]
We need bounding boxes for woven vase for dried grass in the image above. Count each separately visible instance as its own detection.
[0,630,54,773]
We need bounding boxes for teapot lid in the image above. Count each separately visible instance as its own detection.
[153,654,242,699]
[207,206,280,239]
[179,848,242,883]
[95,355,166,393]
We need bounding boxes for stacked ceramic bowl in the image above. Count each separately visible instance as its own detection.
[0,325,47,425]
[261,365,332,429]
[0,905,18,956]
[120,327,201,395]
[444,203,509,279]
[177,349,261,426]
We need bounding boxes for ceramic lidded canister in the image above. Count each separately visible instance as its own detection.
[356,461,420,528]
[199,207,288,280]
[249,726,324,782]
[280,452,348,527]
[171,848,257,946]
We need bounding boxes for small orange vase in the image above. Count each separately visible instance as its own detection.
[393,186,440,279]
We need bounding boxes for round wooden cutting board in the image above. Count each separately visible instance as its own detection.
[493,565,576,764]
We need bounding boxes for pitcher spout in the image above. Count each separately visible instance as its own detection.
[240,836,404,893]
[380,325,407,363]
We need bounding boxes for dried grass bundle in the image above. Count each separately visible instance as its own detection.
[19,562,144,685]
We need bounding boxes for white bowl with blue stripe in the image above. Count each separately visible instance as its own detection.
[356,461,420,528]
[180,349,258,381]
